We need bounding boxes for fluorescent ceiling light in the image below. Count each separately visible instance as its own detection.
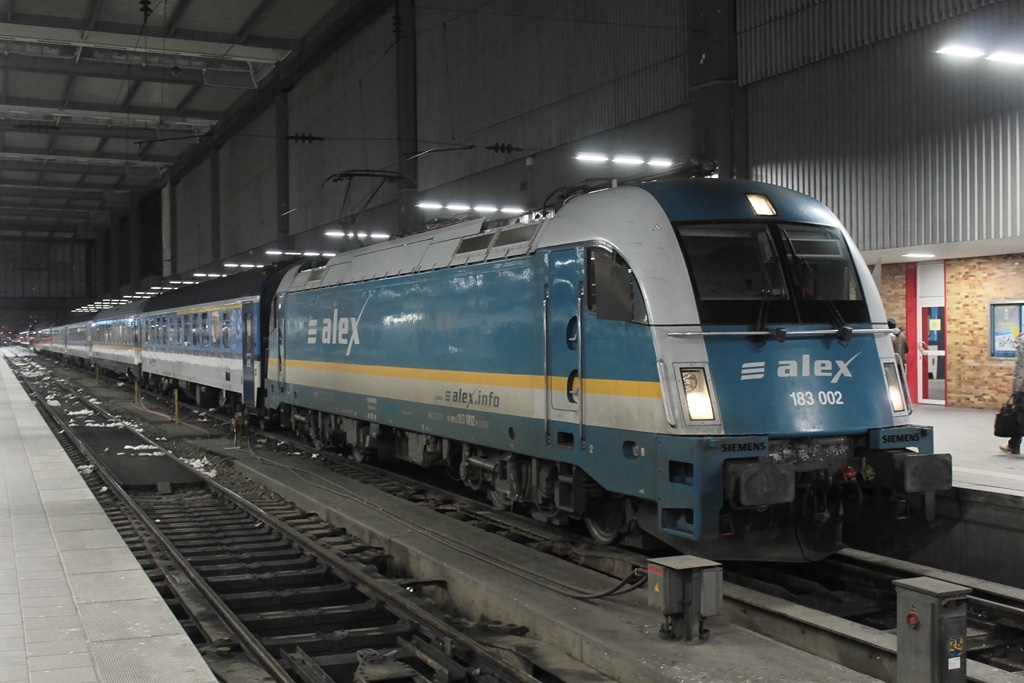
[901,252,936,259]
[445,203,471,211]
[648,158,674,167]
[303,251,320,257]
[473,205,498,213]
[500,207,525,214]
[612,155,644,165]
[986,51,1024,64]
[324,230,347,237]
[575,152,608,162]
[936,44,985,58]
[417,201,443,209]
[223,262,239,268]
[265,249,284,255]
[370,233,389,240]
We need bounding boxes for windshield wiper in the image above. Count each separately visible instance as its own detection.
[781,234,853,342]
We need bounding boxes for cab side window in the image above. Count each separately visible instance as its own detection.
[586,247,648,323]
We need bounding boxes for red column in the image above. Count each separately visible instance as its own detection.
[904,263,918,404]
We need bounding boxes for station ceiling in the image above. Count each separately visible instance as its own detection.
[0,0,378,243]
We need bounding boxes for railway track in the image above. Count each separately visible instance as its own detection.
[11,354,558,682]
[20,352,1024,682]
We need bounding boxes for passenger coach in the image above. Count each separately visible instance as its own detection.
[140,265,299,411]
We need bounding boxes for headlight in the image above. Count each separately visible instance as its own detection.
[883,362,907,413]
[680,368,715,421]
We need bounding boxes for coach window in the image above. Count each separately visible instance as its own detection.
[189,314,197,346]
[222,313,231,347]
[586,247,648,323]
[211,311,221,346]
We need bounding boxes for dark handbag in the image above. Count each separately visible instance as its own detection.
[994,395,1024,437]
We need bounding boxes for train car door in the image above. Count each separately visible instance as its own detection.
[546,248,584,450]
[242,303,256,405]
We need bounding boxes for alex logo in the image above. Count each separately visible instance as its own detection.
[741,352,861,384]
[306,298,369,356]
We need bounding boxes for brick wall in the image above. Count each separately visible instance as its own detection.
[880,255,1024,409]
[878,263,907,328]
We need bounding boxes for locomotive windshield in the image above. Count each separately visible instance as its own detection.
[675,222,869,326]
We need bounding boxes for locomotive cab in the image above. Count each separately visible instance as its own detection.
[632,180,952,560]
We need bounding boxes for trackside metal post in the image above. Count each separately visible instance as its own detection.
[894,576,970,682]
[174,388,179,424]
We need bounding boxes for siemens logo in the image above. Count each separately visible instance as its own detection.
[881,433,921,444]
[741,352,861,385]
[722,442,767,453]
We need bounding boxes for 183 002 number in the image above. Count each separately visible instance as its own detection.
[789,391,844,406]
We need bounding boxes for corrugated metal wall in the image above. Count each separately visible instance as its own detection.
[736,0,1004,85]
[744,0,1024,251]
[172,2,691,264]
[220,108,278,257]
[416,0,688,189]
[175,158,214,271]
[287,12,399,237]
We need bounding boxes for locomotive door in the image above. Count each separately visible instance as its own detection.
[546,248,584,450]
[242,303,256,406]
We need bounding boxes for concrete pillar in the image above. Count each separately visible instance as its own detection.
[210,149,221,260]
[162,184,173,278]
[276,93,292,250]
[395,0,418,235]
[686,0,748,179]
[129,191,141,287]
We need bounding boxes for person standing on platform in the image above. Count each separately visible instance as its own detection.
[1000,332,1024,455]
[889,319,909,366]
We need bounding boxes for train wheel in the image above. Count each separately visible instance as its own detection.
[309,419,324,451]
[488,488,512,510]
[584,497,625,545]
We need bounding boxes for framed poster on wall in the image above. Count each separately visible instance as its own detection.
[990,301,1024,358]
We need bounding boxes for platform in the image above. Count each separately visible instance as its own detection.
[914,402,1024,496]
[0,351,216,683]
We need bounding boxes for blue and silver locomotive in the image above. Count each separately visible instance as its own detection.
[260,178,951,561]
[36,178,950,561]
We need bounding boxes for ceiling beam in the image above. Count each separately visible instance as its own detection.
[0,100,218,130]
[0,154,167,175]
[0,180,133,196]
[0,52,252,87]
[0,21,289,64]
[10,13,299,52]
